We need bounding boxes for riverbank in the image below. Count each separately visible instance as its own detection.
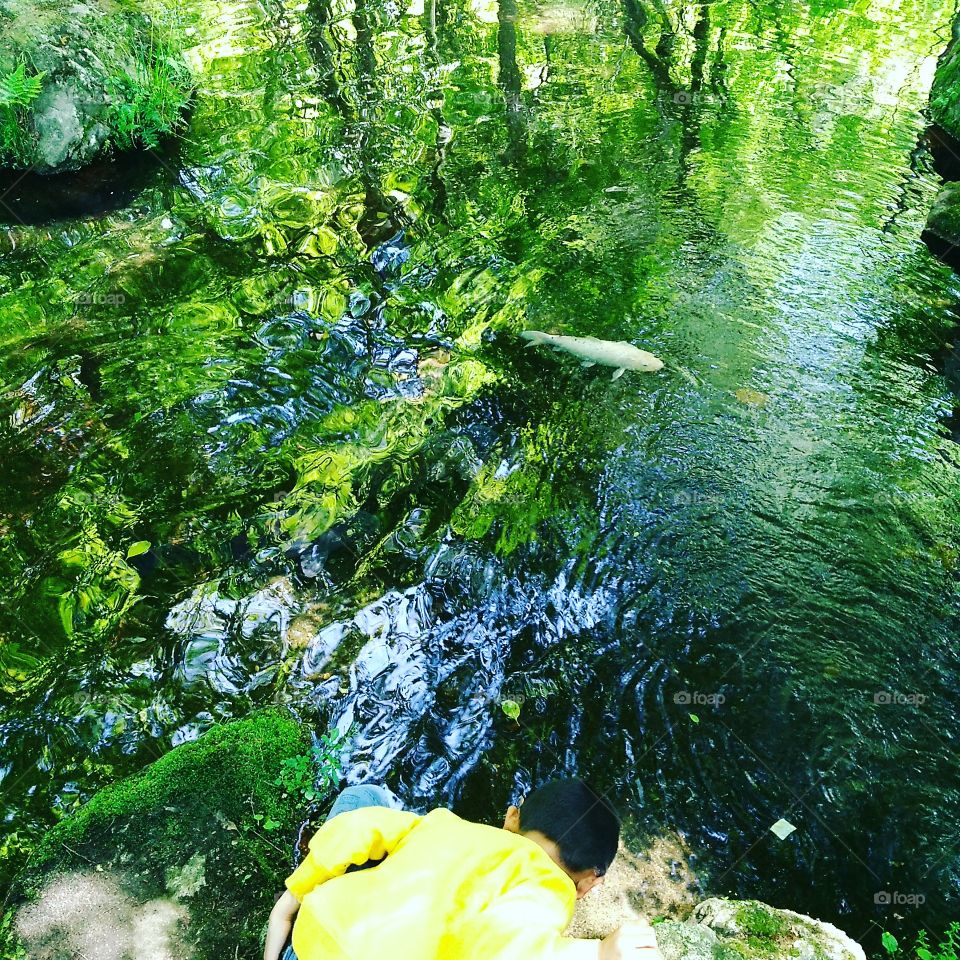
[1,710,312,960]
[1,712,866,960]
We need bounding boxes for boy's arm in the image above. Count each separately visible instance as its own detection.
[263,891,299,960]
[457,881,662,960]
[284,806,421,901]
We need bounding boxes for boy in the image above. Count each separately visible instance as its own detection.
[264,778,662,960]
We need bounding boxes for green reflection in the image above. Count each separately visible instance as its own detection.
[0,0,959,941]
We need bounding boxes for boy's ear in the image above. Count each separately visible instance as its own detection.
[503,805,521,833]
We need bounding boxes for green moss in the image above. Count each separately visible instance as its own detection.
[735,903,787,940]
[931,37,960,139]
[927,183,960,245]
[5,709,314,960]
[728,902,792,959]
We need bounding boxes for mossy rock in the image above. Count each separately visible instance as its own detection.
[2,709,313,960]
[925,180,960,256]
[655,920,744,960]
[566,836,865,960]
[931,29,960,142]
[692,898,866,960]
[0,0,192,173]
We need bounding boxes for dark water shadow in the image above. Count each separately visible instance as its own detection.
[0,148,171,227]
[925,123,960,183]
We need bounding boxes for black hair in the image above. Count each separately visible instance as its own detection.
[518,779,620,875]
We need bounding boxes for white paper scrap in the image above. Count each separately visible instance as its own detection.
[770,818,797,840]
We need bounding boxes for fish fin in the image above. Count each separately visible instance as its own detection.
[611,367,626,381]
[582,361,596,368]
[524,340,538,349]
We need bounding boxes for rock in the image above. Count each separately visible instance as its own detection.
[2,709,313,960]
[654,921,735,960]
[0,0,191,173]
[568,842,866,960]
[692,898,866,960]
[924,181,960,265]
[931,26,960,143]
[13,871,191,960]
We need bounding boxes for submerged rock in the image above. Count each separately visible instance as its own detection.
[2,710,313,960]
[924,181,960,266]
[0,0,191,173]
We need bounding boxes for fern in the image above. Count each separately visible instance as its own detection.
[0,64,45,110]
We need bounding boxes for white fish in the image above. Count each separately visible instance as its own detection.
[521,330,664,380]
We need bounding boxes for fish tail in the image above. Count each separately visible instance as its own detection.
[520,330,549,348]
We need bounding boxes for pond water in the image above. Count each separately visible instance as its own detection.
[2,0,960,946]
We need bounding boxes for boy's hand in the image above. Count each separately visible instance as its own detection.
[599,920,663,960]
[264,890,300,960]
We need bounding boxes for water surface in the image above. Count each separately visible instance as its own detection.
[2,0,960,944]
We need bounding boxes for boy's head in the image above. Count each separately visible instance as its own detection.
[502,778,620,899]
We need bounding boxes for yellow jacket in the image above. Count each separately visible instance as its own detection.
[285,806,599,960]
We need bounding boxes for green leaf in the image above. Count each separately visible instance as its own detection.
[916,947,932,960]
[881,932,899,955]
[58,593,76,637]
[689,713,700,724]
[0,64,46,109]
[501,699,521,722]
[126,540,151,558]
[263,818,280,831]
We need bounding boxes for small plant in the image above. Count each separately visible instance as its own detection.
[274,726,356,804]
[250,811,281,832]
[883,925,960,960]
[0,63,45,109]
[0,63,45,167]
[103,24,191,152]
[501,699,521,723]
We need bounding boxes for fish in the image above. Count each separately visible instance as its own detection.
[520,330,664,380]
